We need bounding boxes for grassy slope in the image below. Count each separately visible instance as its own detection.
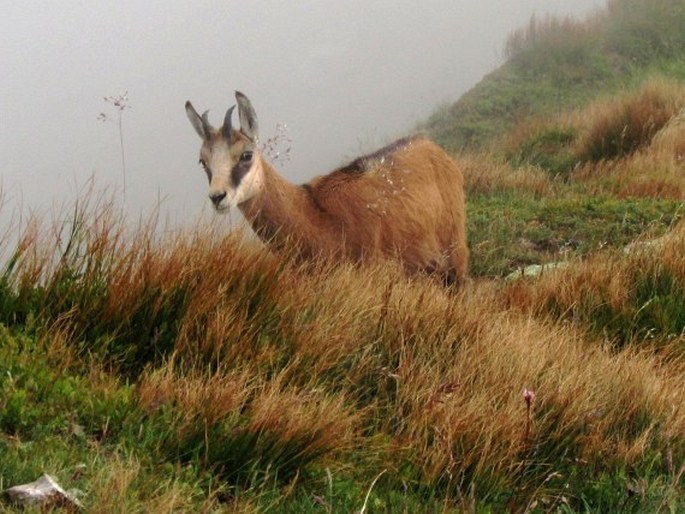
[3,0,685,512]
[423,0,685,154]
[3,211,685,513]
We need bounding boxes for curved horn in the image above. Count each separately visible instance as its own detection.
[222,105,236,139]
[200,111,214,139]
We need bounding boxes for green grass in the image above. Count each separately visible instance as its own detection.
[467,193,682,277]
[2,197,684,512]
[0,325,499,512]
[423,0,685,154]
[507,126,578,175]
[512,236,685,349]
[422,39,615,153]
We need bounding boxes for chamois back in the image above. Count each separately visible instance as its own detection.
[306,135,468,285]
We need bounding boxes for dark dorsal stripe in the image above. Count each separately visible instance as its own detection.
[335,136,420,174]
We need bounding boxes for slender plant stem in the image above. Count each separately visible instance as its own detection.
[118,110,127,205]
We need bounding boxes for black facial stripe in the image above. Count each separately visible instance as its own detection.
[231,160,252,187]
[199,161,211,183]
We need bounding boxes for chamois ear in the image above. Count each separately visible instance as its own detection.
[235,91,259,142]
[185,101,213,140]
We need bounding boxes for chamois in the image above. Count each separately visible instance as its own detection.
[185,91,468,286]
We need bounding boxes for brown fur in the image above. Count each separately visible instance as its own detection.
[239,135,468,286]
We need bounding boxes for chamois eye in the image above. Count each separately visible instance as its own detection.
[240,151,253,162]
[199,159,211,181]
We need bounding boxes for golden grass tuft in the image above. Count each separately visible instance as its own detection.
[458,154,556,196]
[138,365,255,430]
[505,220,685,324]
[87,452,225,513]
[506,78,685,176]
[650,107,685,158]
[504,76,685,200]
[370,284,685,489]
[577,78,685,162]
[574,156,685,199]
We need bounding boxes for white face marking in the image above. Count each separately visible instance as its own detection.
[206,140,234,211]
[201,137,262,212]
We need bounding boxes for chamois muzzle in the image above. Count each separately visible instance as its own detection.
[209,191,227,208]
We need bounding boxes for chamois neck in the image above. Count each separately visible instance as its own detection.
[238,156,334,256]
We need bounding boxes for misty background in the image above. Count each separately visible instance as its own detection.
[1,0,606,230]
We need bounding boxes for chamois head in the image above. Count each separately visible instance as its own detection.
[185,91,262,211]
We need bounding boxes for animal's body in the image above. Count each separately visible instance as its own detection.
[186,92,468,286]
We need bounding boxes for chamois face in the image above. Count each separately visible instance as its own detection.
[197,132,262,211]
[185,92,262,211]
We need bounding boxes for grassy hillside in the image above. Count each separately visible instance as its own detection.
[424,0,685,154]
[2,0,685,512]
[2,194,685,513]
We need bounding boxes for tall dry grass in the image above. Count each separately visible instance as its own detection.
[457,154,557,197]
[576,78,685,163]
[573,151,685,200]
[504,77,685,202]
[504,219,685,345]
[508,77,685,169]
[2,191,685,508]
[573,103,685,199]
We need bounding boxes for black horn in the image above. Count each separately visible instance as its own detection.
[222,105,236,139]
[200,111,214,139]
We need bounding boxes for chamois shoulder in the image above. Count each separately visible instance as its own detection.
[334,135,423,175]
[306,135,426,191]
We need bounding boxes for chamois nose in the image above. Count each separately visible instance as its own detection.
[209,191,227,207]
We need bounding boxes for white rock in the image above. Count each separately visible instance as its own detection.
[505,261,570,281]
[4,473,83,510]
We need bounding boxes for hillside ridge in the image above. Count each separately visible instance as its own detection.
[424,0,685,153]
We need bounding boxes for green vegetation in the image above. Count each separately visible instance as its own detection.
[468,193,681,277]
[423,0,685,154]
[3,0,685,511]
[508,126,578,175]
[3,206,685,512]
[500,78,685,176]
